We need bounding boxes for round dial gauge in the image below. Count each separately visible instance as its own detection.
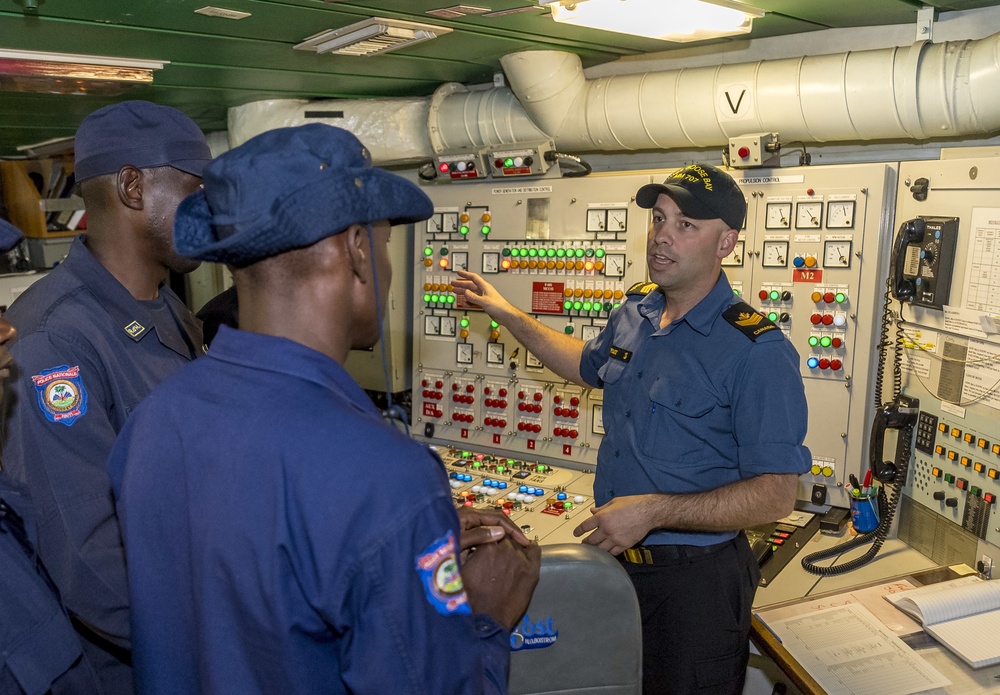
[486,343,504,364]
[765,202,791,229]
[824,239,853,268]
[482,252,499,274]
[762,240,789,267]
[827,201,856,229]
[440,316,457,337]
[796,202,822,229]
[456,343,473,364]
[607,208,628,232]
[586,209,606,232]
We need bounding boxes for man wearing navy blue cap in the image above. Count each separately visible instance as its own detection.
[108,123,540,694]
[0,218,102,694]
[455,163,811,694]
[3,100,212,694]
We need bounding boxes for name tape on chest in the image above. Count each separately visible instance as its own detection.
[609,345,632,363]
[722,302,779,341]
[31,364,88,426]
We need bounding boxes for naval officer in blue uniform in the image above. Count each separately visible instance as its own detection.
[108,124,540,694]
[454,164,811,694]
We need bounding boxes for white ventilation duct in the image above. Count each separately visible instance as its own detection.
[229,31,1000,164]
[500,32,1000,151]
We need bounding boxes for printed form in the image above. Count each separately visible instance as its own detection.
[766,603,950,694]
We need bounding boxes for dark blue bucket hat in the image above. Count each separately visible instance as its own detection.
[0,218,24,252]
[74,100,212,182]
[174,124,433,265]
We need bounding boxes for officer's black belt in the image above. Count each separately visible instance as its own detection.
[620,537,736,565]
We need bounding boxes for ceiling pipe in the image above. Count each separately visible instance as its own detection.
[500,32,1000,151]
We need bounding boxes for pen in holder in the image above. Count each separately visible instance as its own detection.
[849,494,880,533]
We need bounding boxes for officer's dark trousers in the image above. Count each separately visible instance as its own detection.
[619,533,759,695]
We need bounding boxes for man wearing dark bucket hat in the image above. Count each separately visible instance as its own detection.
[3,100,212,694]
[454,164,810,694]
[107,124,540,694]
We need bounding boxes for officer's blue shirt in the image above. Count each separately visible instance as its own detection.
[108,326,510,695]
[1,475,102,695]
[3,236,202,676]
[580,272,811,547]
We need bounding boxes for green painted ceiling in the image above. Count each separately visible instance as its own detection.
[0,0,994,156]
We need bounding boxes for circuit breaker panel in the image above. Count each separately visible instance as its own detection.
[412,173,651,468]
[892,156,1000,551]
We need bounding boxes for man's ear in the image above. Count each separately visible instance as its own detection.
[117,166,143,211]
[343,223,371,282]
[717,228,738,259]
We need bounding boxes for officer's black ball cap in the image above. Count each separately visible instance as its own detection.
[174,124,434,265]
[635,164,746,232]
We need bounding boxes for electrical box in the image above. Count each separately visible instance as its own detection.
[487,141,554,178]
[432,149,490,181]
[729,132,780,169]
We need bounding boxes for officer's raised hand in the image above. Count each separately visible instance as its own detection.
[453,270,517,324]
[462,536,541,631]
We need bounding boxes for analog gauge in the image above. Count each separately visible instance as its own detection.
[827,200,856,229]
[765,202,792,229]
[604,253,626,278]
[440,316,457,337]
[427,213,443,234]
[581,325,602,342]
[451,252,468,272]
[761,240,789,267]
[441,212,459,233]
[456,343,473,365]
[486,343,504,365]
[424,315,441,336]
[607,208,628,232]
[824,239,853,268]
[586,209,607,232]
[525,351,543,369]
[721,239,745,267]
[591,404,605,435]
[482,252,499,274]
[795,202,823,229]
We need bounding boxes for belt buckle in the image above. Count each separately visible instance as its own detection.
[624,547,654,565]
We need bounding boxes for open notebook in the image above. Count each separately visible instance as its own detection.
[884,577,1000,668]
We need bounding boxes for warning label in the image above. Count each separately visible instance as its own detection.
[532,281,565,314]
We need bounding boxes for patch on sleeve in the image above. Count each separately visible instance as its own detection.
[415,530,471,616]
[31,365,88,426]
[722,302,778,341]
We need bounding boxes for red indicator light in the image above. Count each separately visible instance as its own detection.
[738,146,750,159]
[438,162,450,173]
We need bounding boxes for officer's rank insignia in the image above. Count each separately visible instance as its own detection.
[123,320,147,340]
[723,302,778,341]
[32,365,88,426]
[609,345,632,362]
[415,530,471,616]
[625,281,658,297]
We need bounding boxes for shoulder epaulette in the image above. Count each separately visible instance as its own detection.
[722,301,779,341]
[626,281,658,297]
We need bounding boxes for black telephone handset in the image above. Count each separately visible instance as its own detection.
[890,218,926,302]
[868,395,919,483]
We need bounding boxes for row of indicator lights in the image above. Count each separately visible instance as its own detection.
[758,289,792,302]
[807,335,844,348]
[936,423,1000,453]
[810,464,836,477]
[438,160,482,174]
[452,412,475,423]
[564,300,621,313]
[495,155,533,169]
[451,454,551,473]
[932,451,1000,477]
[506,247,605,258]
[422,293,456,305]
[810,313,848,327]
[806,356,843,370]
[516,422,544,433]
[565,287,624,300]
[483,417,507,428]
[761,310,790,324]
[553,427,579,439]
[505,259,604,272]
[793,255,818,268]
[811,291,848,304]
[928,469,997,503]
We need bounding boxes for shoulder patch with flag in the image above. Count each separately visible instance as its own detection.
[415,530,471,616]
[723,302,778,341]
[32,365,88,426]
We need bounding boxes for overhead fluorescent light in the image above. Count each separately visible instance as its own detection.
[0,49,166,95]
[294,17,452,57]
[541,0,764,42]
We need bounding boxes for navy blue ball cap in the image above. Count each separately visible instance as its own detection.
[74,100,212,182]
[636,164,746,232]
[174,124,434,265]
[0,218,24,252]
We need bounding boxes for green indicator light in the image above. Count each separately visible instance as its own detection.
[769,290,780,301]
[808,336,819,347]
[820,336,832,348]
[564,325,574,335]
[563,300,572,310]
[604,302,613,312]
[556,248,566,258]
[514,248,524,257]
[767,311,779,322]
[502,248,511,256]
[481,225,491,235]
[595,248,605,258]
[459,225,469,235]
[528,248,538,257]
[460,317,470,328]
[575,248,585,258]
[564,501,573,509]
[431,294,440,303]
[446,296,455,304]
[835,292,846,303]
[583,301,593,311]
[504,157,514,168]
[423,247,433,256]
[423,293,431,303]
[439,247,449,256]
[585,248,595,257]
[546,248,556,257]
[537,465,546,472]
[496,466,505,473]
[573,301,583,311]
[944,473,954,483]
[491,320,499,329]
[614,302,621,309]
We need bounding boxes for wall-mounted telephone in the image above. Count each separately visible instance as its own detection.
[868,395,919,484]
[889,216,959,309]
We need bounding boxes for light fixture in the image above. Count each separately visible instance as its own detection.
[294,17,452,57]
[0,49,166,95]
[541,0,764,43]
